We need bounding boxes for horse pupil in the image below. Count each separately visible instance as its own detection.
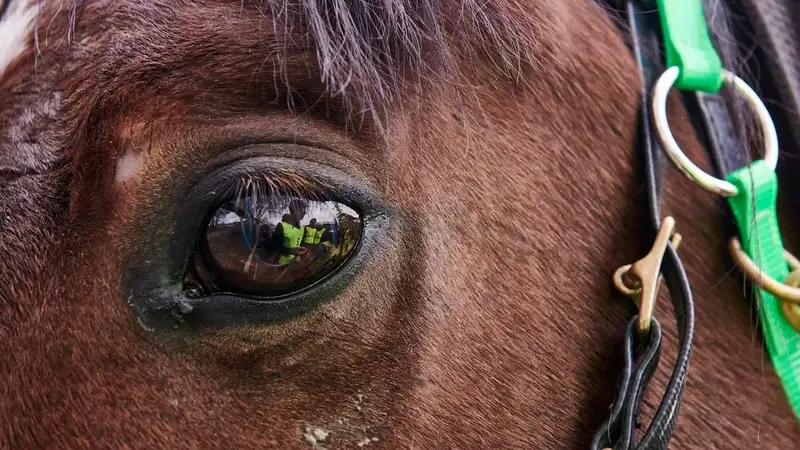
[193,195,362,297]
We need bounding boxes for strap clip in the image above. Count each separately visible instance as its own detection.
[613,217,681,335]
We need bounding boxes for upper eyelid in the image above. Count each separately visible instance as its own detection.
[177,140,381,193]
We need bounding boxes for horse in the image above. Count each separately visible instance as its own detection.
[2,0,800,447]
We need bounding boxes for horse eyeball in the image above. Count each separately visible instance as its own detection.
[192,194,362,298]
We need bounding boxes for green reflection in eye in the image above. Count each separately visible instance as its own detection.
[191,178,362,298]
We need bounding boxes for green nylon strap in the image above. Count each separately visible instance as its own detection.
[655,0,723,92]
[727,160,800,421]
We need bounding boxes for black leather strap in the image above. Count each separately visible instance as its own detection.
[689,93,749,177]
[591,2,696,449]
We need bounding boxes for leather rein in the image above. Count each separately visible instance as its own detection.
[590,2,695,449]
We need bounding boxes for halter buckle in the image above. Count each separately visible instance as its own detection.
[613,217,680,335]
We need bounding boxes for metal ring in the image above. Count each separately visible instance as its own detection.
[728,238,800,303]
[652,66,779,197]
[780,271,800,334]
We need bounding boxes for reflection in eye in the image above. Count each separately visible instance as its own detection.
[192,182,362,298]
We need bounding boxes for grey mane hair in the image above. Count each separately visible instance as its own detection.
[48,0,539,133]
[266,0,539,131]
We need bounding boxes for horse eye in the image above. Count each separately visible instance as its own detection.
[190,194,362,298]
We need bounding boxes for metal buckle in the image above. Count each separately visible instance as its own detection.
[613,217,681,335]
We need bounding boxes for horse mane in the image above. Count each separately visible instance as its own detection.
[266,0,541,125]
[273,0,445,108]
[40,1,542,132]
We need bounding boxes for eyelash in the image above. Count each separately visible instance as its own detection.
[212,172,328,207]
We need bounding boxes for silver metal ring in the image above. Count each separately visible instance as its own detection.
[651,66,779,197]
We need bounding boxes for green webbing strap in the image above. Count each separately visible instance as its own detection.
[655,0,800,419]
[655,0,723,92]
[727,161,800,420]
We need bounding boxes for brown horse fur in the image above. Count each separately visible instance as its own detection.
[1,0,799,448]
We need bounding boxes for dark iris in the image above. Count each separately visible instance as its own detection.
[190,190,362,298]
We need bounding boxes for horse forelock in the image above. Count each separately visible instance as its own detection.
[14,0,550,129]
[267,0,547,124]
